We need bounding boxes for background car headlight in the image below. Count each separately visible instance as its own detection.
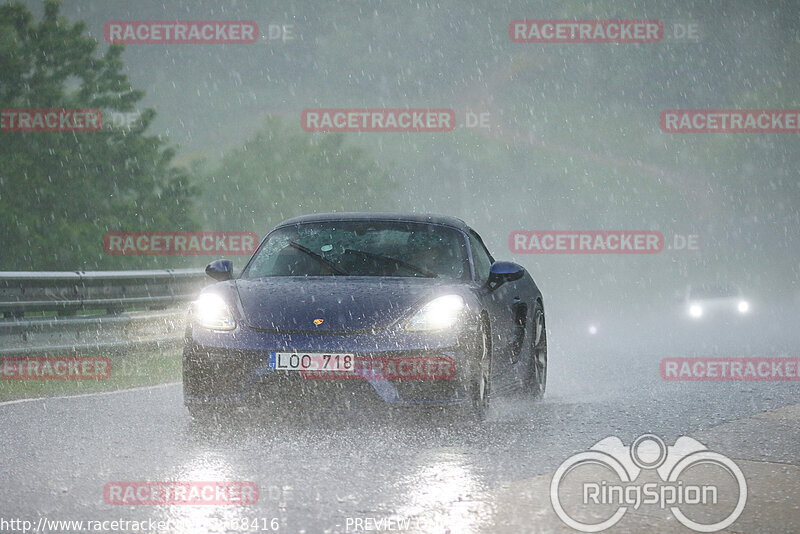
[193,293,236,331]
[406,294,465,331]
[738,300,750,313]
[689,304,703,318]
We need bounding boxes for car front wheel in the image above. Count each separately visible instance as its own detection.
[528,302,547,399]
[468,318,492,419]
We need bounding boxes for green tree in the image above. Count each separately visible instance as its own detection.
[0,0,197,270]
[198,117,396,234]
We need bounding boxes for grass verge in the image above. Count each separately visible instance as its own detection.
[0,344,182,402]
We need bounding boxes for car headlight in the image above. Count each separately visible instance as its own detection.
[688,304,703,318]
[737,300,750,314]
[192,293,236,331]
[406,294,465,331]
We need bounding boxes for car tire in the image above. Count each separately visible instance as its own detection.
[528,302,547,399]
[468,317,492,420]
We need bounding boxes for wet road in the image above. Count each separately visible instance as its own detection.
[2,310,800,533]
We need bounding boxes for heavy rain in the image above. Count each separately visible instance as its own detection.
[1,1,799,533]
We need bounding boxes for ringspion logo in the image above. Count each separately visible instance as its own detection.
[104,21,258,44]
[551,434,747,532]
[301,109,456,132]
[510,20,663,43]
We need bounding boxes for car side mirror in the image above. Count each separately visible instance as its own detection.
[205,259,233,281]
[487,261,525,290]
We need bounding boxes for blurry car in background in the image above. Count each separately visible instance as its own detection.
[683,283,751,321]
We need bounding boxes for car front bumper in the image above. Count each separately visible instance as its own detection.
[182,324,477,408]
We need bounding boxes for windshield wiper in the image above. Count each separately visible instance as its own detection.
[344,249,438,278]
[289,241,348,275]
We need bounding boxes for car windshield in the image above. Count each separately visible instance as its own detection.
[242,221,469,279]
[689,284,741,299]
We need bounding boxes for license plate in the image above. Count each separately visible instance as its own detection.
[269,352,355,372]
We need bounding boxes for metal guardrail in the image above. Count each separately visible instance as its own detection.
[0,269,208,317]
[0,269,211,355]
[0,309,188,356]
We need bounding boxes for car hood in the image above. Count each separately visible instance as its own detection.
[234,277,465,333]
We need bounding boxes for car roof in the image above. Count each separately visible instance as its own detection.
[687,283,742,297]
[274,212,473,233]
[688,282,741,291]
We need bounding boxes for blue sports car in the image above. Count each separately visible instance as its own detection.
[183,212,547,419]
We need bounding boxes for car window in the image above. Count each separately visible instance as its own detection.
[689,284,741,299]
[243,221,469,279]
[468,230,494,282]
